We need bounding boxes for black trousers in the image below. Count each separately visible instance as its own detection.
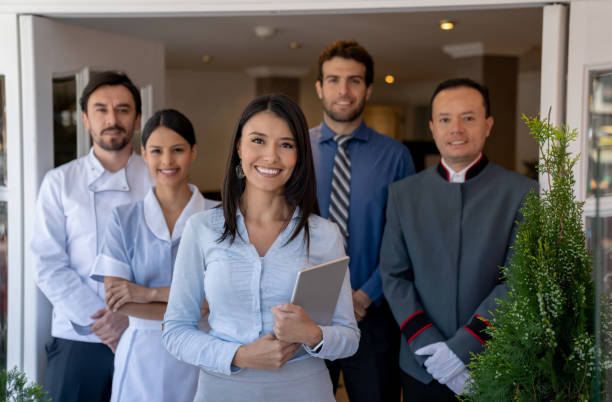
[44,337,114,402]
[326,300,401,402]
[400,369,457,402]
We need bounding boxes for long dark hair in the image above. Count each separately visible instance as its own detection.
[218,94,320,250]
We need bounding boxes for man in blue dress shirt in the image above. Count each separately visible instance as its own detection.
[309,40,415,402]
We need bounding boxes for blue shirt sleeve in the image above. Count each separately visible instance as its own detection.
[360,144,416,304]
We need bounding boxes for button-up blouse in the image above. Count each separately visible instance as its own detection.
[162,207,360,375]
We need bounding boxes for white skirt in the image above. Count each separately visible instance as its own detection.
[194,357,334,402]
[111,317,198,402]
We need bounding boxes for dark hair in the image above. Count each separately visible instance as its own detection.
[141,109,196,147]
[317,40,374,87]
[79,71,142,116]
[219,94,320,250]
[429,78,491,119]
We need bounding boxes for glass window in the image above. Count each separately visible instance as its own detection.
[0,201,6,370]
[53,76,77,168]
[586,216,612,398]
[0,75,6,369]
[0,76,6,186]
[587,70,612,197]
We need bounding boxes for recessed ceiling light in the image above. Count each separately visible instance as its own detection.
[289,42,302,50]
[201,55,213,64]
[385,75,395,84]
[254,26,277,39]
[440,20,455,31]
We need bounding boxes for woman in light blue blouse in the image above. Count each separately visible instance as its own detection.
[162,94,359,402]
[90,109,217,402]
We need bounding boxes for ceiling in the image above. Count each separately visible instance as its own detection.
[61,7,542,83]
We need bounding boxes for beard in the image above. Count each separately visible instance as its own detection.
[322,96,366,123]
[92,125,132,151]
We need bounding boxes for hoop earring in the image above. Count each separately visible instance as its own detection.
[235,162,245,179]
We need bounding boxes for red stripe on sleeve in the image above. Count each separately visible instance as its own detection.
[474,314,492,327]
[400,310,424,330]
[406,323,433,345]
[464,326,486,345]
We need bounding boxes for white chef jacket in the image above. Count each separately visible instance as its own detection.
[31,148,152,342]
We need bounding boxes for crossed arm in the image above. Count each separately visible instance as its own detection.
[104,276,209,321]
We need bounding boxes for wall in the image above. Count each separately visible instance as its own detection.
[516,70,540,176]
[165,70,255,192]
[166,62,540,193]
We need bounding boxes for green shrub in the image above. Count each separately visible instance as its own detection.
[1,366,49,402]
[462,115,611,401]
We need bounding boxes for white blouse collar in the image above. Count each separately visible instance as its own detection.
[143,183,206,242]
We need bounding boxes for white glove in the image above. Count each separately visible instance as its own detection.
[415,342,466,384]
[446,369,471,395]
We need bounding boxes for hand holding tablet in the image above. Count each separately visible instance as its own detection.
[290,256,350,326]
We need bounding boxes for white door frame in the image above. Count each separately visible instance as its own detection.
[0,13,25,372]
[0,0,559,15]
[4,0,570,383]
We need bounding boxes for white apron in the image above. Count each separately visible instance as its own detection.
[111,317,198,402]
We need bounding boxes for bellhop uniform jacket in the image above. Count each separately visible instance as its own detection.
[380,156,537,383]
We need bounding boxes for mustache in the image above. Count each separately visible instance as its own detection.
[101,125,126,134]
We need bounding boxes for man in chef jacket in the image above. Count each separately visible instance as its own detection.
[32,71,152,402]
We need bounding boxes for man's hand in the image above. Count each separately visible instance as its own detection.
[352,289,372,322]
[90,308,129,352]
[415,342,466,384]
[446,370,471,395]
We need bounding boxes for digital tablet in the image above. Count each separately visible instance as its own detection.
[290,256,350,326]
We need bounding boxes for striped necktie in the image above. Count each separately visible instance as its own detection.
[329,134,352,241]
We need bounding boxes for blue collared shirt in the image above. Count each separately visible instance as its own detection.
[162,207,360,376]
[310,121,415,304]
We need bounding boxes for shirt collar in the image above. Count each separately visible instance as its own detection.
[437,154,488,183]
[144,184,206,243]
[235,205,301,244]
[318,120,370,144]
[85,147,139,192]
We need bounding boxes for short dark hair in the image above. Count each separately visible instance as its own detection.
[317,40,374,87]
[79,71,142,116]
[219,94,320,250]
[141,109,196,148]
[429,78,491,119]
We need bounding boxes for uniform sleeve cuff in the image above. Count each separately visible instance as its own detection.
[447,315,492,364]
[400,310,434,345]
[303,338,324,355]
[90,253,132,282]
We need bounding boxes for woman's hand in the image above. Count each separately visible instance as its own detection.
[271,303,323,348]
[231,333,300,370]
[104,277,155,312]
[200,298,210,318]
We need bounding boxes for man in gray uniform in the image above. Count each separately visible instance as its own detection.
[380,78,537,401]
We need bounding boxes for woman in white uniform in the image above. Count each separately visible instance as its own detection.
[91,109,216,402]
[162,94,360,402]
